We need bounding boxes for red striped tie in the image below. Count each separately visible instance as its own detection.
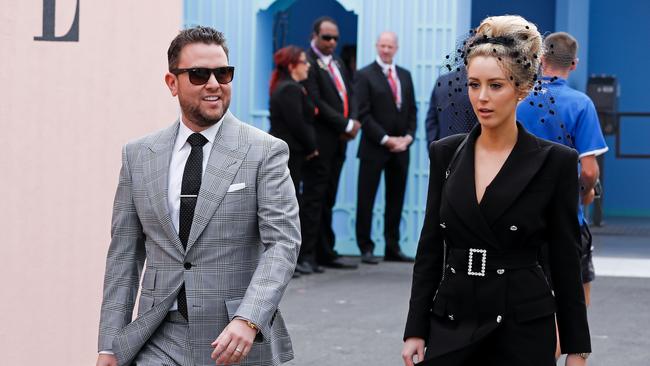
[387,68,399,104]
[327,62,349,118]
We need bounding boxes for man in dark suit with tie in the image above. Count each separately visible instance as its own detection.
[301,16,361,270]
[354,31,417,264]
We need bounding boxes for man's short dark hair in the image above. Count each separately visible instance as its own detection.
[543,32,578,69]
[312,16,337,35]
[167,26,229,71]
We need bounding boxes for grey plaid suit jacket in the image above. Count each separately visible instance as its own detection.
[98,111,300,366]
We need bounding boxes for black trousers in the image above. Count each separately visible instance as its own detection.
[287,150,304,204]
[355,152,409,256]
[300,141,346,264]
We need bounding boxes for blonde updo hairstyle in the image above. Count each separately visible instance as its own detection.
[464,15,543,96]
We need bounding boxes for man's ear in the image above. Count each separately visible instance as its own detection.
[165,72,178,97]
[570,57,579,71]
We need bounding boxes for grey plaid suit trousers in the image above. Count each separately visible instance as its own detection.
[98,111,300,365]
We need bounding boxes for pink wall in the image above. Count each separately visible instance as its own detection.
[0,1,181,364]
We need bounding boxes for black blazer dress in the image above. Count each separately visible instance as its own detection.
[404,123,591,365]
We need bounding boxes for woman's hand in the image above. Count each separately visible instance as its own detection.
[401,337,425,366]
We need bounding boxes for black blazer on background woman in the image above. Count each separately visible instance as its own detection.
[269,78,317,155]
[404,123,591,364]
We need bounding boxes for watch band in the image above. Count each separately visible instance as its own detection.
[245,319,259,332]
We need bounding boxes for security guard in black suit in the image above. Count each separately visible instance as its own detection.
[301,16,360,270]
[354,31,417,263]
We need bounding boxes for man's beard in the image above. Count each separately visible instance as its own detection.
[182,101,229,127]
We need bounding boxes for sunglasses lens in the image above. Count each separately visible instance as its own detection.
[187,68,211,85]
[322,35,338,41]
[215,67,234,84]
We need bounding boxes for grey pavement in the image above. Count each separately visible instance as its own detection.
[280,221,650,366]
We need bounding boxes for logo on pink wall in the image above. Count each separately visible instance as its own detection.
[34,0,80,42]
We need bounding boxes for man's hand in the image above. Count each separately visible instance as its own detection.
[348,119,362,138]
[341,119,362,140]
[306,150,319,161]
[384,136,400,150]
[401,337,425,366]
[211,318,257,365]
[96,354,118,366]
[581,188,595,206]
[389,135,413,153]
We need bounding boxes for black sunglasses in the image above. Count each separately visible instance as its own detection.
[320,34,339,42]
[171,66,235,85]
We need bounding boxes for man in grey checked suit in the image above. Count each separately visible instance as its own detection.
[96,26,300,366]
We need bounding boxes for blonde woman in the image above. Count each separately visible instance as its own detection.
[401,15,591,366]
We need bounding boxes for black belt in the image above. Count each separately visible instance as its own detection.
[447,247,538,277]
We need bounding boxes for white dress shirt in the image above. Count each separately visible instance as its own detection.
[167,116,223,310]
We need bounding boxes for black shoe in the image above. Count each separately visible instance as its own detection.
[321,258,358,269]
[295,262,313,275]
[361,252,380,265]
[384,251,415,262]
[309,262,325,273]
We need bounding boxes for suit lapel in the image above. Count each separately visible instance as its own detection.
[479,124,552,226]
[143,121,186,255]
[185,112,250,253]
[444,126,500,248]
[308,49,347,101]
[396,65,409,103]
[372,62,399,112]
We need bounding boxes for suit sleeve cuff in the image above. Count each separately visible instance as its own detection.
[99,351,114,355]
[380,135,389,145]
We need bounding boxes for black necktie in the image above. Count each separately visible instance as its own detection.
[177,132,208,319]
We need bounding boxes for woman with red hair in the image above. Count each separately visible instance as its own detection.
[269,45,319,276]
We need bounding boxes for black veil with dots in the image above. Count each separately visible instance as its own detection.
[435,29,567,146]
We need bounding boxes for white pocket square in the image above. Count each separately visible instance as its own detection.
[227,183,246,192]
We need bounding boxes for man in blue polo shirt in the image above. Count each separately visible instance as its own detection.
[518,32,608,308]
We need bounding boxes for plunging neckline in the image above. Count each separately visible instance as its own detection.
[473,135,518,207]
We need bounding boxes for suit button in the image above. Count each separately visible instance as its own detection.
[184,262,192,270]
[510,225,518,231]
[448,314,455,321]
[496,315,503,323]
[450,267,456,274]
[497,269,505,275]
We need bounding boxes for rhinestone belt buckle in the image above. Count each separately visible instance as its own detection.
[467,248,487,277]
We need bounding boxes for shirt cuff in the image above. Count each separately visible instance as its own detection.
[345,119,354,133]
[99,351,114,355]
[380,135,389,145]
